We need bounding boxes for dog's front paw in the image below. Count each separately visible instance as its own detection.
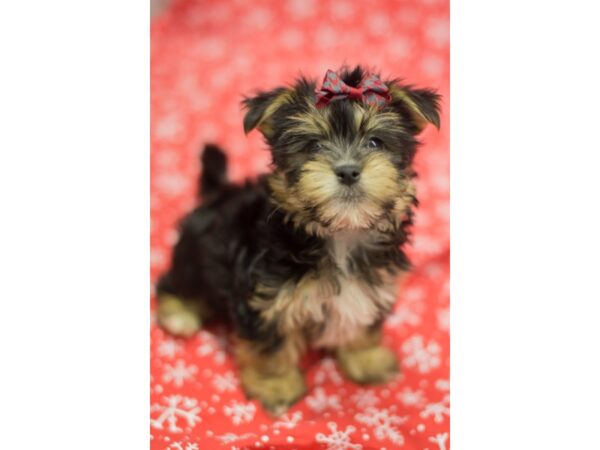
[337,345,399,384]
[240,367,306,416]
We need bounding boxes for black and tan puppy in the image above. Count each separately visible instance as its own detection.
[156,65,440,415]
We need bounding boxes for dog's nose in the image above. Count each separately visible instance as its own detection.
[335,164,361,186]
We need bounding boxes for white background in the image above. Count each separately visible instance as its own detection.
[0,0,599,449]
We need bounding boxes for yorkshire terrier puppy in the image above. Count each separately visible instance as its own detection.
[156,65,440,415]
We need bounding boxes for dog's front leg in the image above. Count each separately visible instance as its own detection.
[235,335,306,416]
[336,325,399,384]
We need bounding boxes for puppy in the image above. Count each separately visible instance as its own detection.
[156,65,440,415]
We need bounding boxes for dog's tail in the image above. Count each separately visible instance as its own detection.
[199,144,228,197]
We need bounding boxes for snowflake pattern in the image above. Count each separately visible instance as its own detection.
[273,411,303,429]
[421,399,450,423]
[157,338,183,359]
[429,432,449,450]
[150,395,201,433]
[162,359,197,387]
[306,387,341,412]
[150,0,449,447]
[386,303,422,327]
[314,358,344,385]
[196,330,227,365]
[166,443,198,450]
[316,422,362,450]
[355,407,407,445]
[211,371,238,392]
[401,335,442,373]
[397,387,426,407]
[350,389,380,409]
[216,432,256,443]
[223,401,256,425]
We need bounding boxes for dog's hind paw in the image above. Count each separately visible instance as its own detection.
[157,294,202,338]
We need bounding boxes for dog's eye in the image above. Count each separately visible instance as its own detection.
[314,142,323,151]
[367,137,383,149]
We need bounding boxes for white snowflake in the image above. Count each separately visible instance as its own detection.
[242,7,272,29]
[216,432,256,443]
[316,422,362,450]
[330,0,355,20]
[286,0,316,18]
[401,335,442,373]
[155,173,188,197]
[157,338,183,359]
[388,36,412,58]
[437,307,449,331]
[196,37,225,59]
[404,286,425,302]
[421,55,444,77]
[387,304,421,327]
[150,395,201,432]
[421,400,450,423]
[315,25,337,48]
[411,234,442,254]
[355,407,406,445]
[306,387,341,412]
[429,432,449,450]
[350,389,380,409]
[196,330,227,365]
[212,371,238,392]
[396,387,425,407]
[273,411,303,429]
[280,28,304,49]
[154,114,183,140]
[366,12,390,35]
[223,401,256,425]
[426,17,450,47]
[151,248,166,269]
[167,443,198,450]
[162,359,197,387]
[435,379,450,392]
[314,358,344,385]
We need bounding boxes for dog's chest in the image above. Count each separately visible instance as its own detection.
[304,232,395,348]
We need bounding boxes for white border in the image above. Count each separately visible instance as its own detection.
[452,0,600,448]
[0,1,149,448]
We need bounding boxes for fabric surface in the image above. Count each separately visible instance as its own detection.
[150,0,449,448]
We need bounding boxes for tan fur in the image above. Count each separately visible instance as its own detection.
[236,336,306,415]
[388,85,431,132]
[157,294,207,337]
[336,328,399,384]
[293,152,403,232]
[256,90,293,137]
[361,152,401,203]
[283,102,331,138]
[361,108,407,135]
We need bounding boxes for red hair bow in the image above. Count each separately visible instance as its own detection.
[315,69,391,109]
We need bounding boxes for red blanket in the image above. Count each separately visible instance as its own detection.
[151,0,449,448]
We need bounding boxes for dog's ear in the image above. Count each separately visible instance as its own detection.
[243,88,292,137]
[388,84,441,133]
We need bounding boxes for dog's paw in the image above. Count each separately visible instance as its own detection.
[337,345,399,385]
[157,295,202,338]
[240,367,306,416]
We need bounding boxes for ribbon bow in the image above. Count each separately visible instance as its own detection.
[315,69,391,109]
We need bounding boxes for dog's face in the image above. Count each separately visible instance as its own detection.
[243,66,440,234]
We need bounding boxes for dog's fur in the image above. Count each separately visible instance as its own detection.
[156,65,441,414]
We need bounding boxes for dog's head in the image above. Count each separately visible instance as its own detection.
[243,66,440,235]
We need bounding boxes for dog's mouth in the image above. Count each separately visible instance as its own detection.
[335,187,365,203]
[335,191,365,202]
